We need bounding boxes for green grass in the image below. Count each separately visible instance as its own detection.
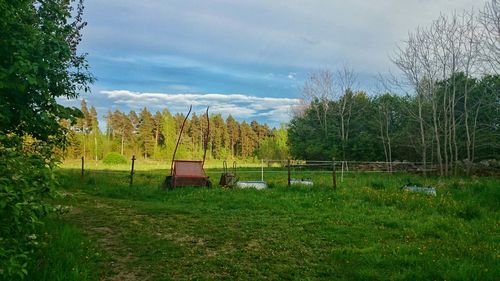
[26,219,105,281]
[29,167,500,280]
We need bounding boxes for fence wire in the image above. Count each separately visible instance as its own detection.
[74,158,436,189]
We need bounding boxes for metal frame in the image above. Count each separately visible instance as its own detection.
[164,106,211,189]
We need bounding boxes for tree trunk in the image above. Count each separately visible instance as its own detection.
[464,79,471,175]
[94,133,98,161]
[378,111,388,167]
[385,113,393,172]
[418,96,427,175]
[121,134,125,155]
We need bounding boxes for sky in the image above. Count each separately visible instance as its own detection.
[62,0,485,127]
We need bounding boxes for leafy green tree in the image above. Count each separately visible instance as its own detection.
[161,109,177,160]
[256,125,290,160]
[0,0,93,148]
[88,105,103,160]
[288,99,338,160]
[76,99,91,158]
[0,0,92,278]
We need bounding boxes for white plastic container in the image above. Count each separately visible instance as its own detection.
[236,181,268,189]
[290,178,314,186]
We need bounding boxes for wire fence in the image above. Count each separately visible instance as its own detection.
[75,156,438,189]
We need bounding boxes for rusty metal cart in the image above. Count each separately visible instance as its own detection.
[163,106,212,189]
[219,160,238,188]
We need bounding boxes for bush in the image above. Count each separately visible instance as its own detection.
[102,152,127,165]
[0,135,55,280]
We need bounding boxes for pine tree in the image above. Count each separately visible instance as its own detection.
[138,107,155,158]
[89,106,101,160]
[226,115,239,157]
[110,111,133,155]
[153,111,162,158]
[189,112,201,156]
[239,121,257,158]
[211,114,225,158]
[128,111,140,155]
[161,109,177,160]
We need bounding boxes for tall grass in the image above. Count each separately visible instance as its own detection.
[27,219,104,281]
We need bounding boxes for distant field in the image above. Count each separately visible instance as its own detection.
[29,167,500,280]
[61,158,268,171]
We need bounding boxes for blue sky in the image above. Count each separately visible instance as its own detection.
[61,0,483,127]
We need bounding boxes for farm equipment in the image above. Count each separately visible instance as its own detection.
[162,106,212,189]
[219,160,238,188]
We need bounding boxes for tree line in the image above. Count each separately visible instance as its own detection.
[288,1,500,175]
[65,100,290,161]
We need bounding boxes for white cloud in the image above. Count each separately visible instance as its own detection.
[100,90,301,124]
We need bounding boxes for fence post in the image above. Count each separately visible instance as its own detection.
[287,159,291,187]
[81,156,84,179]
[130,155,136,186]
[261,159,264,182]
[332,158,337,190]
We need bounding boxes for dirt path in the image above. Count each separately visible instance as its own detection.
[64,196,148,281]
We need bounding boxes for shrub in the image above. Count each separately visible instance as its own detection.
[0,135,55,280]
[102,152,127,165]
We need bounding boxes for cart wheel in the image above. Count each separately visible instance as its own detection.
[206,179,212,188]
[162,176,173,189]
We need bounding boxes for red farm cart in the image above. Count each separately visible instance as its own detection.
[162,106,212,189]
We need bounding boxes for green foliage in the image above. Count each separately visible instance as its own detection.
[0,0,93,146]
[256,126,290,160]
[289,74,500,165]
[0,0,92,279]
[102,152,127,165]
[67,106,276,162]
[0,136,55,280]
[138,107,155,158]
[26,219,104,281]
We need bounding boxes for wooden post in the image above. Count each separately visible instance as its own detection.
[130,155,136,186]
[332,158,337,190]
[287,159,291,187]
[261,159,264,182]
[81,156,84,179]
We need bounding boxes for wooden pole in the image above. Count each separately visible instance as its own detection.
[332,158,337,190]
[287,159,291,187]
[261,159,264,181]
[130,155,136,186]
[81,156,84,179]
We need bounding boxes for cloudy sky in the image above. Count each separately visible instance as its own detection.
[66,0,484,127]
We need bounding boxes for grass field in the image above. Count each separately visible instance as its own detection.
[28,163,500,280]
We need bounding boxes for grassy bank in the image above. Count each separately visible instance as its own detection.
[29,168,500,280]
